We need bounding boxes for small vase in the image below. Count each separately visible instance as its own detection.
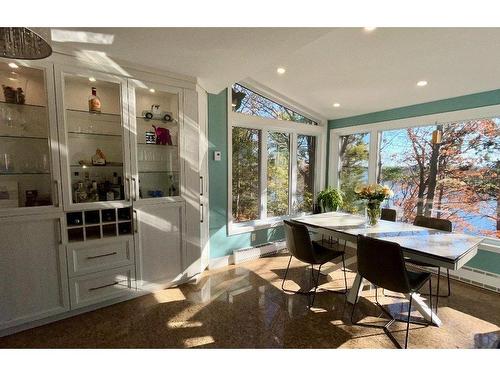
[366,200,381,226]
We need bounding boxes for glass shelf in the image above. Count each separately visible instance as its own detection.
[0,135,48,140]
[137,142,177,147]
[66,108,120,117]
[0,101,46,109]
[67,131,121,137]
[0,171,50,175]
[138,170,179,174]
[70,163,123,168]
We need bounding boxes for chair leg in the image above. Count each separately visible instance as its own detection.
[446,269,451,297]
[310,264,323,308]
[429,277,433,321]
[404,295,413,349]
[342,254,348,294]
[281,255,293,292]
[436,268,441,314]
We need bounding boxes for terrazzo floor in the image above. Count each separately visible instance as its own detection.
[1,251,499,348]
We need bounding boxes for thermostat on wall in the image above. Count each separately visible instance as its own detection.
[214,151,222,161]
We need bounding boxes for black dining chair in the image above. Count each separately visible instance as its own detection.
[381,208,397,222]
[351,235,432,349]
[282,220,348,307]
[407,215,452,312]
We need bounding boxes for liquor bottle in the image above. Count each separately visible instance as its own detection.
[88,87,101,113]
[89,181,99,202]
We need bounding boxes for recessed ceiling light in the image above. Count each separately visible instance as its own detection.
[364,27,377,32]
[333,103,341,108]
[149,88,155,93]
[417,80,428,87]
[8,62,19,69]
[88,77,96,82]
[277,67,286,75]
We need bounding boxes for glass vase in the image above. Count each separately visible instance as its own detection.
[366,200,381,226]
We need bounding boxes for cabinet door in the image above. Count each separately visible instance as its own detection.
[54,65,132,210]
[134,202,185,290]
[0,214,69,330]
[0,58,62,217]
[182,88,201,278]
[128,80,183,203]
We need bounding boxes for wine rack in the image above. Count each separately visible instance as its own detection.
[66,207,133,242]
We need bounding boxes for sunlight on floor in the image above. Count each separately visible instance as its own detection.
[183,336,215,348]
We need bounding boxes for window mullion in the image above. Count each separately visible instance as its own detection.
[368,129,379,184]
[260,129,268,220]
[290,133,297,214]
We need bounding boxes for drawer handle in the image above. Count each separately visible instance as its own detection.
[86,251,117,260]
[88,281,119,291]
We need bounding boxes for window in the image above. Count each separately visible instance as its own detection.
[229,84,322,231]
[232,83,317,125]
[379,118,500,238]
[296,135,316,213]
[267,132,290,217]
[232,127,261,222]
[338,133,370,213]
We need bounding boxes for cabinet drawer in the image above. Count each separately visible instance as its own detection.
[69,266,135,309]
[67,237,134,277]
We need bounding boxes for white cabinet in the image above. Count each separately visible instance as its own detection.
[0,214,69,330]
[0,59,62,217]
[54,65,132,210]
[0,57,204,335]
[134,201,185,290]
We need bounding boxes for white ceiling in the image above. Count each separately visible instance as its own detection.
[39,27,500,120]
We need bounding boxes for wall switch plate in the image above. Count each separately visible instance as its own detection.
[251,233,256,241]
[214,151,222,161]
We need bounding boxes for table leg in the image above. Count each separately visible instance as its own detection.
[347,273,365,304]
[405,292,442,327]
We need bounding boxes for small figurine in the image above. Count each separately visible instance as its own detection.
[91,149,106,166]
[142,104,173,122]
[153,125,172,145]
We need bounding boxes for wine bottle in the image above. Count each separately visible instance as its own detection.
[88,87,102,113]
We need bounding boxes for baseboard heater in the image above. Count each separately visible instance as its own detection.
[233,241,287,265]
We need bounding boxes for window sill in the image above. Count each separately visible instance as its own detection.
[228,212,311,236]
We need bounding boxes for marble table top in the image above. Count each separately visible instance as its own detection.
[292,211,483,265]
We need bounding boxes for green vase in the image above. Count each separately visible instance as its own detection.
[366,200,381,226]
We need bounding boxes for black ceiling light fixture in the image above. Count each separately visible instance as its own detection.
[232,88,246,111]
[0,27,52,60]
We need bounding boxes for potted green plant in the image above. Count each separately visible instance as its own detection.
[317,187,344,212]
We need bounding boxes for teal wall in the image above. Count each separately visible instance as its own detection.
[208,89,284,259]
[326,88,500,274]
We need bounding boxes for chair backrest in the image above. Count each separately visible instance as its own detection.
[283,220,316,264]
[413,215,452,232]
[381,208,397,222]
[357,235,411,294]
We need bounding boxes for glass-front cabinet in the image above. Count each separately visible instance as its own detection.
[0,59,61,215]
[55,67,131,209]
[129,81,182,202]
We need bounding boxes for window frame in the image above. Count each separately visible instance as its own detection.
[228,85,326,235]
[328,103,500,247]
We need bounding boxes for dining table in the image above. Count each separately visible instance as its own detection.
[291,211,483,327]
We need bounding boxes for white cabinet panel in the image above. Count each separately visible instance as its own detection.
[134,202,185,290]
[0,215,69,330]
[69,265,135,309]
[67,236,134,277]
